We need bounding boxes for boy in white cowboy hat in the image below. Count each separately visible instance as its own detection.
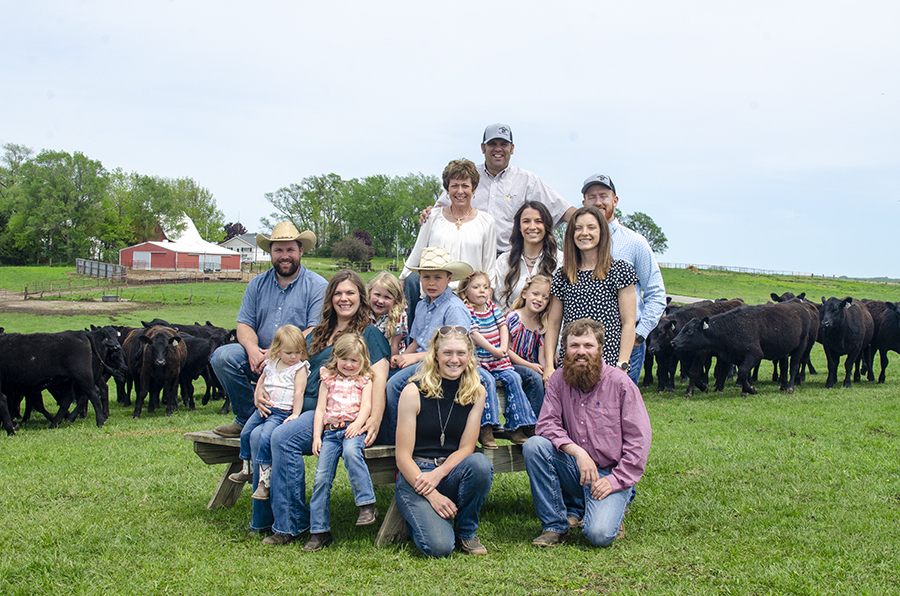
[211,221,328,438]
[380,247,473,441]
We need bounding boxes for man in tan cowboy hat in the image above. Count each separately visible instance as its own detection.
[211,221,327,437]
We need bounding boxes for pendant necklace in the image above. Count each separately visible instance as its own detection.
[436,397,455,447]
[523,251,543,268]
[450,206,475,229]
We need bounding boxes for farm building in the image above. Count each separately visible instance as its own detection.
[219,233,267,264]
[119,217,241,271]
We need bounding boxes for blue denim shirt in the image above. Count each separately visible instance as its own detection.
[609,219,667,339]
[408,287,471,351]
[236,264,328,348]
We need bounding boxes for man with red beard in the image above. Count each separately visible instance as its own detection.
[211,222,328,438]
[523,318,651,547]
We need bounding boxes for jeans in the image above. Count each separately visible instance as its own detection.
[403,274,421,333]
[490,368,537,430]
[249,409,315,534]
[628,342,646,387]
[209,343,258,427]
[309,429,375,533]
[523,436,631,547]
[512,364,545,417]
[383,364,500,444]
[394,453,493,558]
[239,408,290,465]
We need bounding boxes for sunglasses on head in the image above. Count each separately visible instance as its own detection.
[438,325,469,337]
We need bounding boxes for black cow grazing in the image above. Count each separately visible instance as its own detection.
[132,326,187,418]
[646,298,745,395]
[672,302,812,396]
[819,297,874,389]
[860,300,900,383]
[0,330,107,435]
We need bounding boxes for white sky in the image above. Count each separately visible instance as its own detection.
[3,1,898,278]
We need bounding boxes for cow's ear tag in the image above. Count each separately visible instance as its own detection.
[702,321,709,330]
[173,339,179,345]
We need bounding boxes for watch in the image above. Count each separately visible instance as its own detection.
[617,361,631,373]
[635,334,645,345]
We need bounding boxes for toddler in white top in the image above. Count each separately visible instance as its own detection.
[229,325,309,501]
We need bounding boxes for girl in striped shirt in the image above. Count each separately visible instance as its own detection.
[457,271,537,447]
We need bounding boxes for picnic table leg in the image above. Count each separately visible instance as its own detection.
[374,497,408,546]
[208,461,246,510]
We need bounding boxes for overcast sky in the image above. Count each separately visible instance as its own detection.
[3,1,898,278]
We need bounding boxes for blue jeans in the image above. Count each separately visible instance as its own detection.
[394,453,493,558]
[628,342,646,386]
[523,436,631,547]
[309,429,375,533]
[249,409,315,534]
[512,364,545,417]
[240,408,290,464]
[383,364,500,444]
[210,343,258,427]
[490,368,537,430]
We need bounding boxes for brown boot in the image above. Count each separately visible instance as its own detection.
[479,426,498,449]
[506,428,529,445]
[302,532,333,552]
[356,504,378,526]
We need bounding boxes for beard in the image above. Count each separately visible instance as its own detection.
[562,351,604,393]
[273,257,299,278]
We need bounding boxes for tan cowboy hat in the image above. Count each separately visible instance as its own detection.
[407,246,473,278]
[256,222,316,253]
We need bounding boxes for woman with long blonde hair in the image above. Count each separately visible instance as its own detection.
[394,325,493,557]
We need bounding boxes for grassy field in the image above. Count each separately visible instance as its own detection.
[1,266,899,595]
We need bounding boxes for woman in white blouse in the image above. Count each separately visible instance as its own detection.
[493,201,563,312]
[402,159,497,322]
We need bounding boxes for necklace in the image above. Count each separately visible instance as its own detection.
[449,206,475,229]
[436,396,455,447]
[523,251,543,266]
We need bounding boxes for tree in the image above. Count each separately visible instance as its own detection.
[262,174,347,251]
[619,211,668,254]
[8,150,108,264]
[224,222,248,241]
[167,177,225,242]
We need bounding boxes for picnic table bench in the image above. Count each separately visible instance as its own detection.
[184,430,525,546]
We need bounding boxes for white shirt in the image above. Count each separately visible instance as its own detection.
[436,163,572,253]
[492,248,564,312]
[402,208,497,291]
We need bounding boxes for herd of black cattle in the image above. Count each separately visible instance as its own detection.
[1,292,899,437]
[0,319,236,436]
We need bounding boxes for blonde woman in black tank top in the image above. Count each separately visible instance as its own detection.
[394,326,494,557]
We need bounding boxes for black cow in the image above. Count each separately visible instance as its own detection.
[819,297,874,389]
[771,292,820,379]
[646,299,745,395]
[672,302,811,396]
[0,331,106,435]
[132,326,187,418]
[860,300,900,383]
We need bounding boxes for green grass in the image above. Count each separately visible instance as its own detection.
[2,347,898,595]
[1,265,899,594]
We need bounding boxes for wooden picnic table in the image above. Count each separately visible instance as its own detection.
[184,430,525,546]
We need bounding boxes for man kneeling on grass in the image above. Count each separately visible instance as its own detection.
[523,318,651,547]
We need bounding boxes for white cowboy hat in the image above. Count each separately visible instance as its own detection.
[407,246,473,278]
[256,222,316,253]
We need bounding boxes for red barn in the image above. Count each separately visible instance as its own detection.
[119,217,240,271]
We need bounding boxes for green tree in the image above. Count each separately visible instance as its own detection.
[619,211,668,254]
[9,150,108,264]
[262,174,347,251]
[166,177,224,242]
[0,143,36,262]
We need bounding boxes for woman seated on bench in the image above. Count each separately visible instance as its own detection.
[394,325,494,557]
